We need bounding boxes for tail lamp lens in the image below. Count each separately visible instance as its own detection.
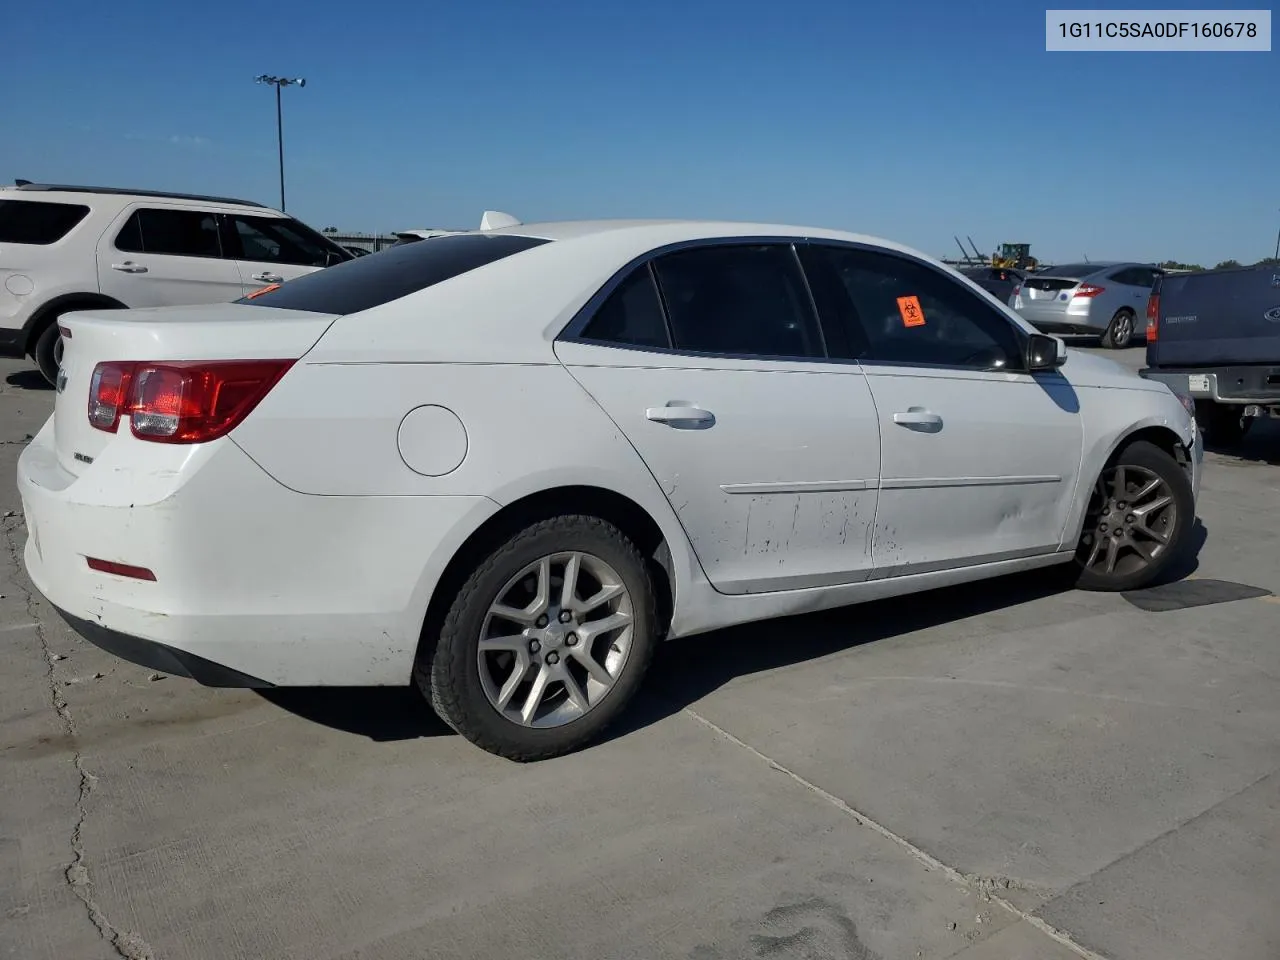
[87,359,293,443]
[1073,284,1106,298]
[1146,293,1160,340]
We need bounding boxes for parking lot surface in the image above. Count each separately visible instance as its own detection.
[1,347,1277,960]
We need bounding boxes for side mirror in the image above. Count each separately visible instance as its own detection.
[1027,333,1067,371]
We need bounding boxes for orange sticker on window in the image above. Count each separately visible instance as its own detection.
[245,283,281,300]
[897,295,925,327]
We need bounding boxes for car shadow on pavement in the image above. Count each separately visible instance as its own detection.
[604,522,1208,748]
[1207,419,1280,465]
[254,523,1207,747]
[5,370,51,391]
[258,686,452,741]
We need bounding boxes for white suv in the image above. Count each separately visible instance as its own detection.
[0,181,352,384]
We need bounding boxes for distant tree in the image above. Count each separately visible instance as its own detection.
[1215,259,1242,269]
[1252,256,1280,266]
[1159,259,1204,271]
[322,226,338,234]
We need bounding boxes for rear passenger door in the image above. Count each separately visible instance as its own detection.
[798,243,1083,577]
[97,206,244,307]
[556,242,883,595]
[223,213,339,293]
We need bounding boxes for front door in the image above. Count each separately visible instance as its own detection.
[223,213,336,294]
[798,242,1083,576]
[557,243,883,595]
[97,205,244,308]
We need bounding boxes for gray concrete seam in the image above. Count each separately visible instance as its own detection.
[681,705,1111,960]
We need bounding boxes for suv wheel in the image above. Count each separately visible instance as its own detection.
[1073,440,1194,592]
[32,321,64,387]
[416,515,658,761]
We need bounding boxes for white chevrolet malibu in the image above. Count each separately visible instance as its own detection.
[18,217,1203,760]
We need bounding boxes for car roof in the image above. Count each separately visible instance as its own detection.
[7,181,274,211]
[479,217,929,254]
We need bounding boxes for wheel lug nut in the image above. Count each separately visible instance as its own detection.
[529,640,541,654]
[559,610,572,623]
[546,651,560,665]
[535,615,548,628]
[1100,523,1108,532]
[1127,515,1136,524]
[566,633,578,646]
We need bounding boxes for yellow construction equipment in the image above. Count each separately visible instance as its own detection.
[992,243,1038,271]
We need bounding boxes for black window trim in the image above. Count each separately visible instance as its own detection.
[559,235,1036,375]
[560,236,837,365]
[112,206,229,261]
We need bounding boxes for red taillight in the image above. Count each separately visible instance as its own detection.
[58,324,72,339]
[87,359,293,444]
[88,362,135,433]
[1073,284,1106,298]
[1146,293,1160,340]
[86,557,156,581]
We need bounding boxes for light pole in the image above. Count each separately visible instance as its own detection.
[254,74,306,211]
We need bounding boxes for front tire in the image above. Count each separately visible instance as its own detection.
[1073,440,1194,592]
[416,515,658,761]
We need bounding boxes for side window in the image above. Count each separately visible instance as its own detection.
[1129,268,1156,288]
[650,244,824,359]
[1108,268,1138,286]
[114,208,222,258]
[230,215,331,266]
[0,200,91,245]
[580,266,671,349]
[802,244,1025,371]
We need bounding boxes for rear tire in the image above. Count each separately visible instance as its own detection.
[1101,309,1135,349]
[1195,400,1247,447]
[32,322,63,387]
[1073,440,1194,592]
[415,514,658,761]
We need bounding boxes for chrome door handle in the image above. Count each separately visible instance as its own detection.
[251,272,283,283]
[646,403,715,427]
[892,408,943,429]
[110,261,148,273]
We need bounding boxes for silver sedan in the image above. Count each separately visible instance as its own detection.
[1008,262,1162,349]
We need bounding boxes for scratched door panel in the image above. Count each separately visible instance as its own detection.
[557,341,882,595]
[863,365,1083,576]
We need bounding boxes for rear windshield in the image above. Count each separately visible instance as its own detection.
[238,233,551,315]
[1039,263,1098,279]
[0,199,91,245]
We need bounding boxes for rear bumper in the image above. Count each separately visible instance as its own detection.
[1141,366,1280,405]
[55,607,273,687]
[18,422,498,686]
[1010,302,1103,335]
[0,324,27,358]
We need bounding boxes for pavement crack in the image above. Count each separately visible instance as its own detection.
[2,517,157,960]
[682,706,1111,960]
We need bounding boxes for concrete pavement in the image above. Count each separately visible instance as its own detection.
[1,348,1277,960]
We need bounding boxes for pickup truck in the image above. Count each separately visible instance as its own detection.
[1141,263,1280,445]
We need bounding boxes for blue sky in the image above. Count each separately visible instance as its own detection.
[2,0,1275,265]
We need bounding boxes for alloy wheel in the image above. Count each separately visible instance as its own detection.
[1078,464,1177,578]
[477,551,634,728]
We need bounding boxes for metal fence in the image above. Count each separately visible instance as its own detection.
[323,232,400,254]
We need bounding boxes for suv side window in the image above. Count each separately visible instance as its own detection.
[115,208,222,258]
[800,244,1025,371]
[0,200,91,245]
[229,215,334,267]
[580,265,672,349]
[650,244,824,359]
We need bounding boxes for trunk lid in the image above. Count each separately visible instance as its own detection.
[54,302,338,477]
[1020,274,1081,303]
[1151,265,1280,367]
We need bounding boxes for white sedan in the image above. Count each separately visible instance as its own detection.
[18,216,1203,760]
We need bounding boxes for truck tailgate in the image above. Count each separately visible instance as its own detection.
[1153,265,1280,366]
